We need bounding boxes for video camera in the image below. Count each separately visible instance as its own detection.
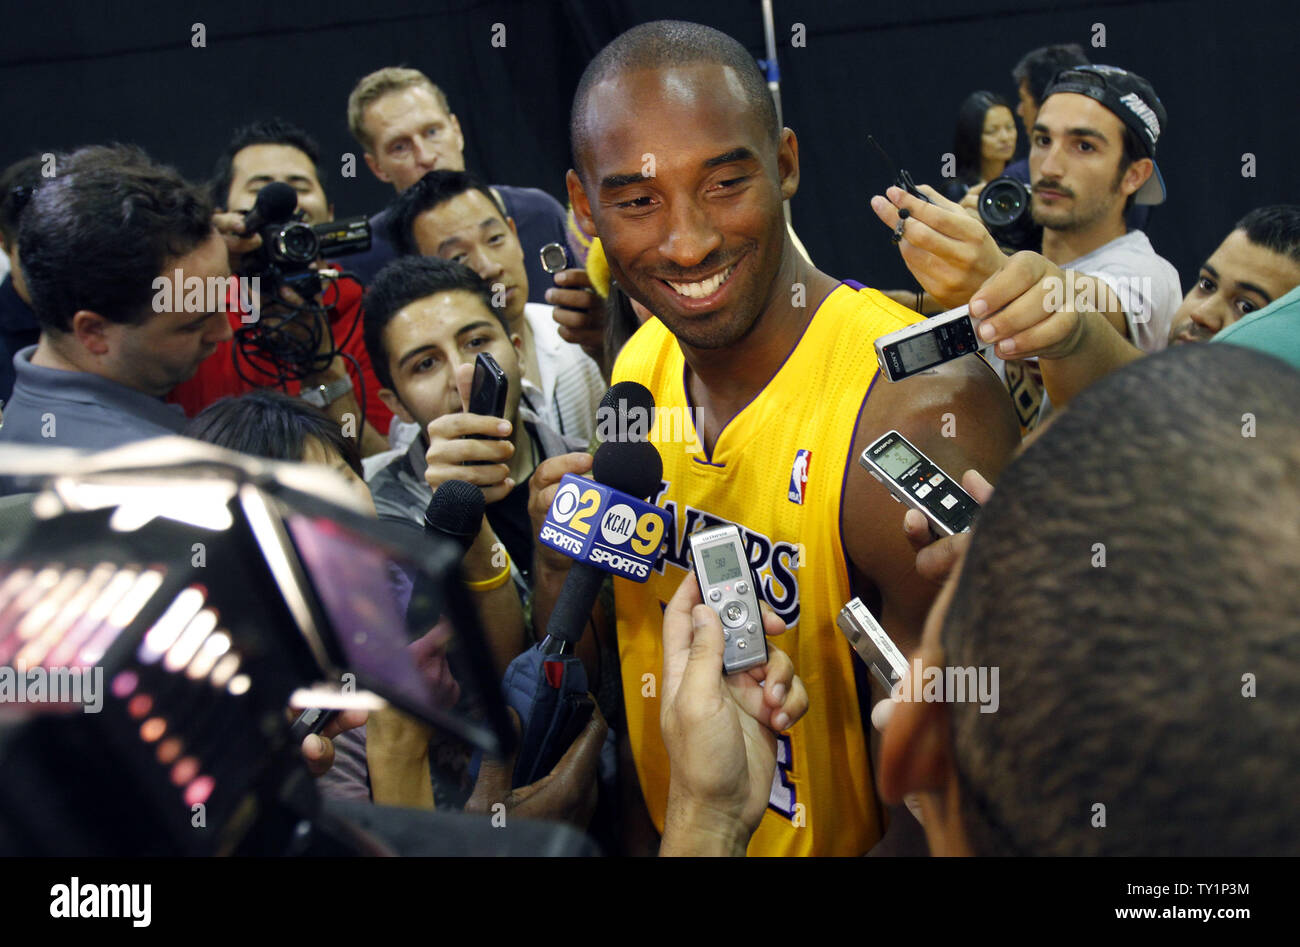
[239,181,370,296]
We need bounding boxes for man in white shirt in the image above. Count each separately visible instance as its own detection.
[873,65,1180,428]
[385,169,605,444]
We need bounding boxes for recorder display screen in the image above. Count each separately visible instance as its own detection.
[699,543,743,585]
[897,333,942,373]
[876,440,921,479]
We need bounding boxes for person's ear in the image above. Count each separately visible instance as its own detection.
[377,386,413,425]
[878,657,954,804]
[777,127,800,202]
[567,169,596,238]
[364,151,390,185]
[1121,157,1153,199]
[71,310,113,357]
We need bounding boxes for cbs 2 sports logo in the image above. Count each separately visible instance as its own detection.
[539,474,672,582]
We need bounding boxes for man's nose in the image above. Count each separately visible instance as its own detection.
[1189,295,1230,334]
[472,247,504,281]
[412,138,437,169]
[1037,140,1066,180]
[659,199,722,269]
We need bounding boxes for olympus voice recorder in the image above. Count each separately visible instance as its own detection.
[836,597,908,691]
[690,523,768,675]
[875,305,982,382]
[860,430,979,538]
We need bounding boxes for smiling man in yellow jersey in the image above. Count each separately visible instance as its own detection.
[563,21,1021,856]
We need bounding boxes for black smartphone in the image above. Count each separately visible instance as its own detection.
[467,352,508,418]
[464,353,509,464]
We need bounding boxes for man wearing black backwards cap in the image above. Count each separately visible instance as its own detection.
[874,65,1181,428]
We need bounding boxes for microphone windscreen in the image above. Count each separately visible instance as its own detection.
[592,439,662,500]
[250,181,299,226]
[426,479,486,545]
[599,381,655,419]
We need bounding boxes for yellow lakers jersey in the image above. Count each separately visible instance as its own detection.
[611,283,923,856]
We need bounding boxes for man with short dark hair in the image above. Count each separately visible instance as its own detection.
[0,145,234,449]
[0,155,47,407]
[209,118,332,224]
[388,170,604,442]
[363,255,584,592]
[555,20,1020,856]
[167,118,393,456]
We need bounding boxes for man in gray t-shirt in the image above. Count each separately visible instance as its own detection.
[1061,229,1181,353]
[872,65,1178,428]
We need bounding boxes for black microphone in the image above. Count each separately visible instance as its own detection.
[597,380,656,443]
[424,479,486,554]
[242,181,298,235]
[540,436,663,654]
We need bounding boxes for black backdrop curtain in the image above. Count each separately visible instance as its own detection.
[1,0,1294,292]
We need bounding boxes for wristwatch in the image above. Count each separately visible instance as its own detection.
[300,375,353,408]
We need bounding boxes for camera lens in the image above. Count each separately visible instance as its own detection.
[979,177,1029,229]
[274,223,319,264]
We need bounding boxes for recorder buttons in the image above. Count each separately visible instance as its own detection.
[737,639,747,649]
[929,473,945,486]
[723,602,748,627]
[940,493,958,509]
[736,581,749,595]
[709,589,721,602]
[916,484,933,499]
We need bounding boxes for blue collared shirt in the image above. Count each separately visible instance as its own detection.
[0,345,187,448]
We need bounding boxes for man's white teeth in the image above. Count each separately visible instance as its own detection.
[667,265,734,299]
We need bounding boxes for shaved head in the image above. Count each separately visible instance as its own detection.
[569,20,778,179]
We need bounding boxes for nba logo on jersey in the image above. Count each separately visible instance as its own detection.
[788,449,811,504]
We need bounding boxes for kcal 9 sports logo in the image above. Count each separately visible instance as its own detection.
[539,474,672,582]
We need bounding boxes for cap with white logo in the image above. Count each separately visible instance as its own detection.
[1042,64,1168,205]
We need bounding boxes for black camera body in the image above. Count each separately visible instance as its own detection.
[246,215,371,289]
[978,176,1041,251]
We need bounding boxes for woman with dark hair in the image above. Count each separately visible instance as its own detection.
[942,90,1017,202]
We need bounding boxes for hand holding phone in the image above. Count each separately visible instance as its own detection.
[463,352,509,466]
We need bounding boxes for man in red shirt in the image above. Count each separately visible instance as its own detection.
[168,119,392,456]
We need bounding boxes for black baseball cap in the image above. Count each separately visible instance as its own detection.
[1042,64,1167,205]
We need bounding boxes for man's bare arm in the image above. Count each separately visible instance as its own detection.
[843,355,1020,656]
